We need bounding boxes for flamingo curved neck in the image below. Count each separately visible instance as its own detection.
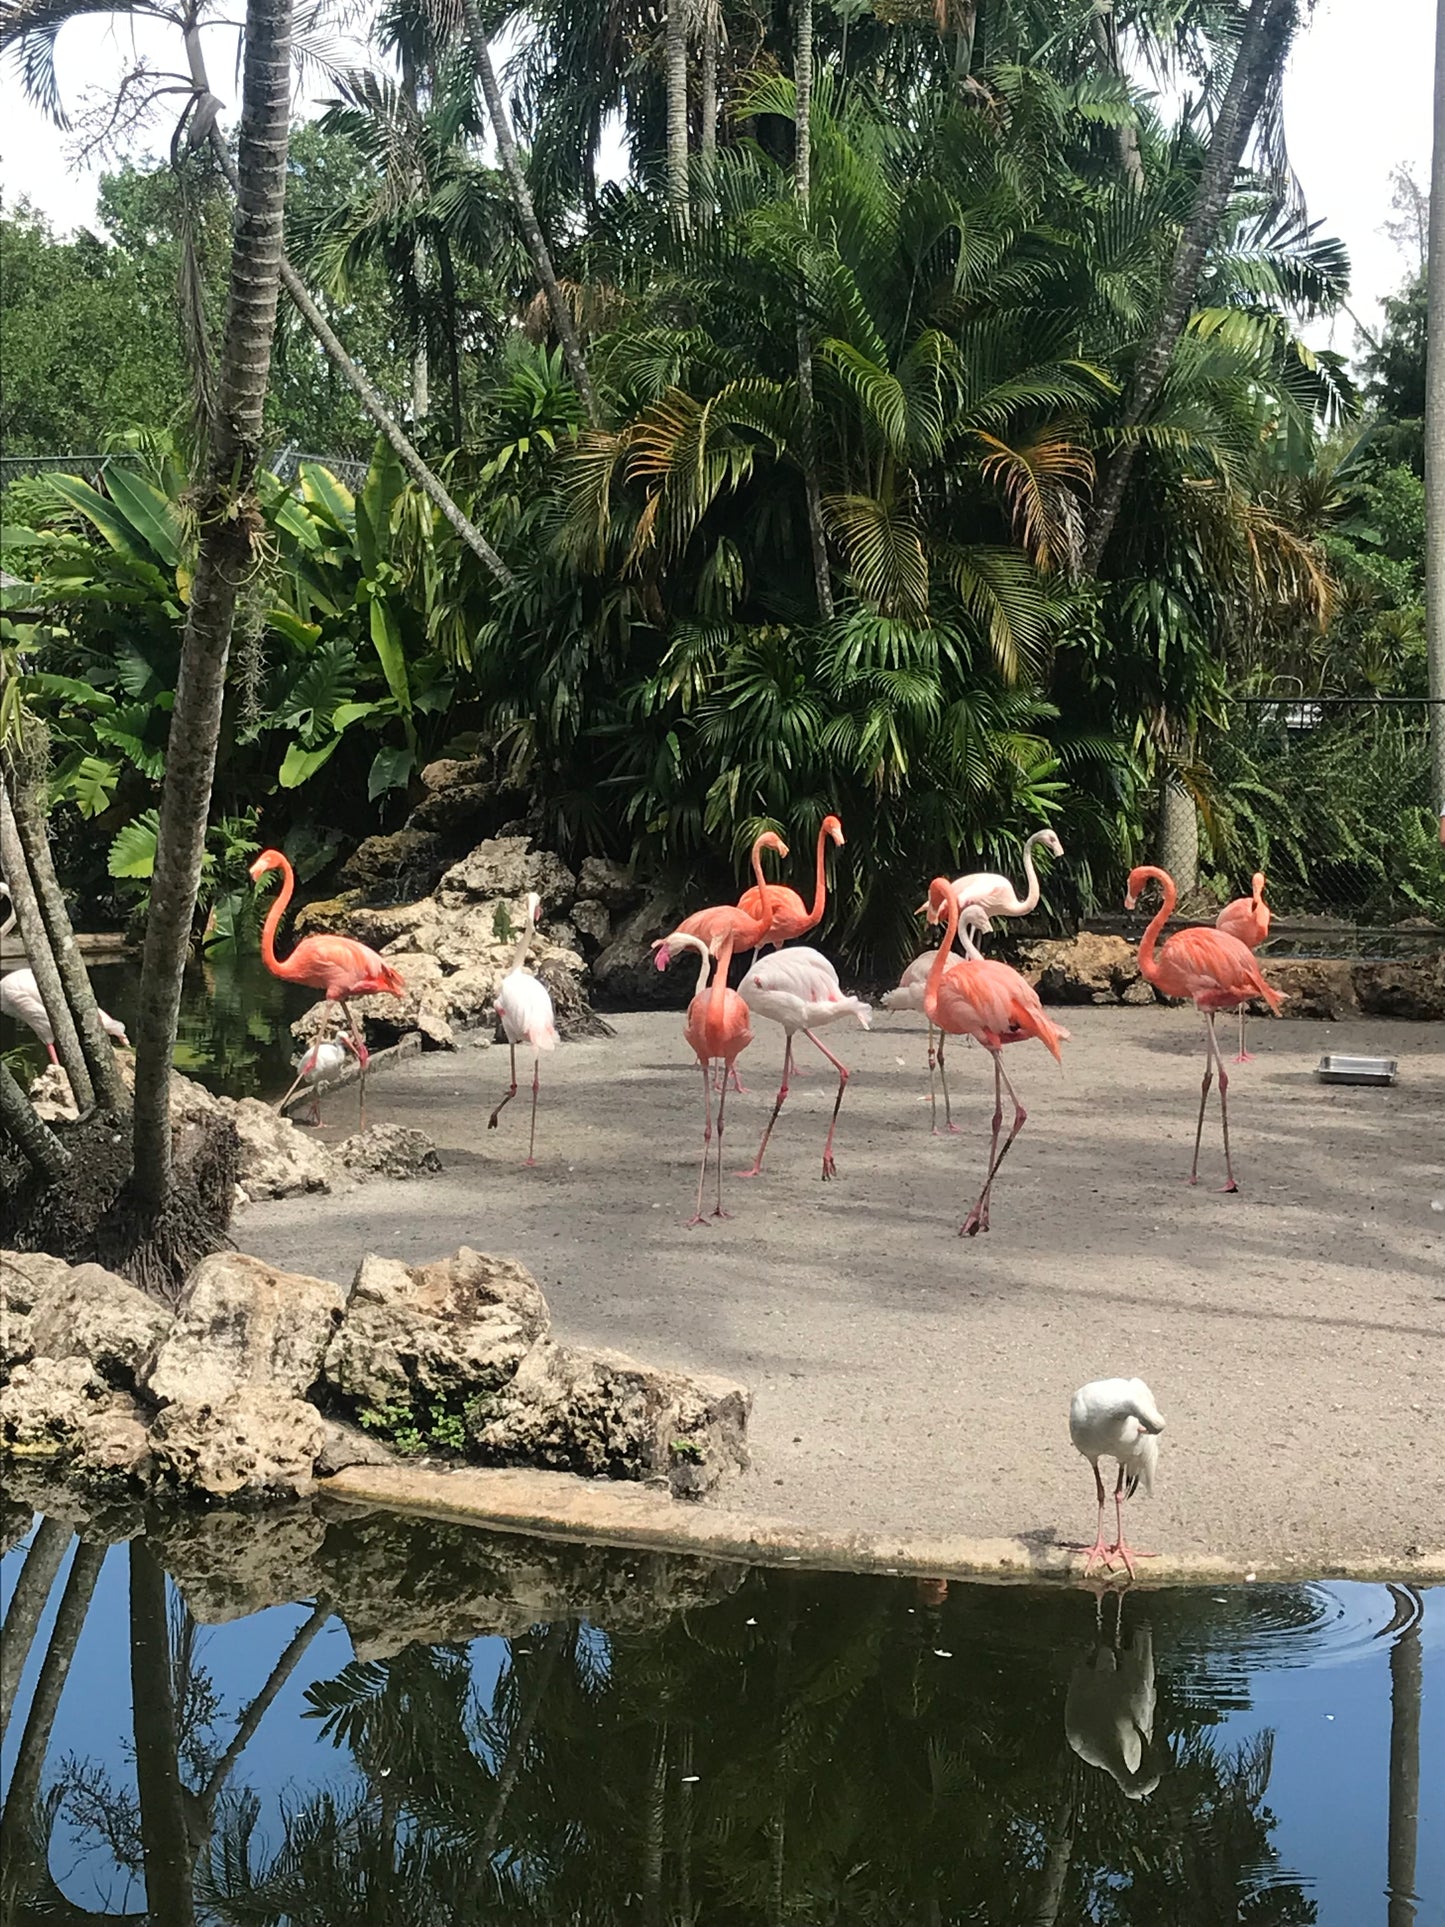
[807,826,831,926]
[0,886,14,943]
[710,933,737,1020]
[741,837,776,944]
[924,890,962,1014]
[1132,866,1176,986]
[259,856,299,976]
[1015,832,1051,916]
[510,900,536,975]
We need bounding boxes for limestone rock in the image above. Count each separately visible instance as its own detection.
[1352,956,1445,1022]
[232,1098,341,1202]
[409,781,499,839]
[25,1260,171,1389]
[1267,958,1358,1020]
[75,1402,154,1482]
[293,891,365,938]
[1,1356,108,1454]
[578,855,642,912]
[325,1246,550,1412]
[535,957,617,1041]
[437,835,577,913]
[571,898,612,949]
[144,1252,344,1408]
[336,828,448,901]
[419,754,488,793]
[337,1123,442,1182]
[1019,933,1147,1006]
[150,1388,327,1500]
[591,888,687,1007]
[1,1248,82,1320]
[471,1341,750,1497]
[314,1416,396,1477]
[27,1063,80,1122]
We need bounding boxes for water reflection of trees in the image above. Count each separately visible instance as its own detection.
[6,1511,1412,1925]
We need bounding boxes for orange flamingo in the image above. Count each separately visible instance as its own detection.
[1127,865,1283,1192]
[250,848,406,1120]
[735,814,845,951]
[923,878,1069,1236]
[656,831,785,1093]
[655,929,753,1226]
[1215,870,1271,1062]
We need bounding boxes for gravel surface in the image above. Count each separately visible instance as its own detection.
[244,1004,1445,1569]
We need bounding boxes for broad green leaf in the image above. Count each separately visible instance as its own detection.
[356,437,405,576]
[367,743,416,800]
[272,494,325,551]
[265,606,323,651]
[299,462,356,531]
[44,475,143,557]
[55,752,121,817]
[279,735,342,788]
[331,699,390,730]
[368,599,411,713]
[108,812,160,878]
[105,468,184,567]
[22,671,115,713]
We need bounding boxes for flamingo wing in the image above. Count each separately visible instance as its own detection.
[497,969,559,1050]
[292,933,406,998]
[736,883,809,941]
[1161,928,1282,1011]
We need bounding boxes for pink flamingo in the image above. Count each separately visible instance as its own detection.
[734,813,845,951]
[882,905,993,1133]
[657,831,785,1092]
[1127,865,1284,1192]
[1215,871,1271,1062]
[251,849,405,1119]
[737,948,871,1180]
[923,878,1069,1236]
[655,929,752,1226]
[948,827,1063,919]
[489,891,559,1164]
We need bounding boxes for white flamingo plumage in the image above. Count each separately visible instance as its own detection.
[882,907,992,1132]
[1069,1377,1166,1580]
[277,1033,361,1126]
[948,827,1063,919]
[488,891,559,1164]
[0,967,129,1061]
[738,946,871,1180]
[1066,1599,1161,1798]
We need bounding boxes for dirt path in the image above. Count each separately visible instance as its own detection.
[244,1005,1445,1569]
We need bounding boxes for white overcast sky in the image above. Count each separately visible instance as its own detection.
[0,0,1434,364]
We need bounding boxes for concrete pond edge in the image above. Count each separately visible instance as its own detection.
[321,1463,1445,1589]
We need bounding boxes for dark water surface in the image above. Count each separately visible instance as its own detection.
[1,1499,1439,1924]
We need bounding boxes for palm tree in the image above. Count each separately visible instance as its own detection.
[665,0,692,232]
[128,0,295,1234]
[1426,0,1445,815]
[793,0,834,618]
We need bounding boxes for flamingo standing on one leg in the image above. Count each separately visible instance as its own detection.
[735,813,845,958]
[922,880,1069,1235]
[276,1030,362,1126]
[1127,865,1284,1192]
[489,892,559,1164]
[882,906,992,1133]
[948,827,1064,920]
[1069,1377,1165,1581]
[1215,871,1271,1062]
[250,849,405,1124]
[655,929,752,1225]
[737,948,871,1180]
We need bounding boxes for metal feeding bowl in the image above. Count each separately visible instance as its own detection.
[1316,1054,1398,1087]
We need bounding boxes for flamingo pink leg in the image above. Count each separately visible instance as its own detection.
[713,1074,733,1219]
[525,1056,540,1165]
[1080,1461,1112,1578]
[925,1027,938,1130]
[488,1042,519,1132]
[1190,1015,1238,1192]
[1106,1466,1156,1578]
[1234,1007,1253,1064]
[962,1051,1027,1237]
[935,1031,960,1134]
[44,1042,59,1066]
[802,1027,851,1181]
[689,1064,715,1228]
[739,1034,794,1178]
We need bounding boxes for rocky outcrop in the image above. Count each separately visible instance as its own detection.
[591,888,688,1007]
[324,1247,549,1413]
[335,1123,442,1181]
[1018,934,1152,1006]
[22,1258,170,1388]
[437,835,578,913]
[471,1341,751,1500]
[150,1389,328,1501]
[231,1097,340,1202]
[336,827,448,901]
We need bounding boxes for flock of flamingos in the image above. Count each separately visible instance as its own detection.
[219,821,1279,1241]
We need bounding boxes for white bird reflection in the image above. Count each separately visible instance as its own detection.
[1065,1589,1163,1800]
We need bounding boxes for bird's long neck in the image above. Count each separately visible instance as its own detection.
[1132,866,1176,986]
[958,912,987,962]
[923,890,961,1017]
[711,931,737,1022]
[1251,873,1266,914]
[510,900,535,974]
[258,858,298,977]
[806,826,831,927]
[738,838,775,943]
[1016,832,1048,915]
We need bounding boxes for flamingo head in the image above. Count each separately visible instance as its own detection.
[249,848,286,884]
[756,831,789,861]
[652,940,672,971]
[1038,829,1064,859]
[924,877,953,926]
[1124,865,1161,912]
[821,813,845,848]
[1251,870,1267,902]
[525,890,543,923]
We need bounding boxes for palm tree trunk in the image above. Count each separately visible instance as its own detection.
[131,0,294,1210]
[0,781,93,1110]
[1090,8,1144,188]
[1386,1589,1422,1927]
[460,0,601,426]
[1426,0,1445,815]
[0,1519,72,1737]
[0,1059,70,1181]
[665,0,692,234]
[1157,770,1199,891]
[2,742,126,1110]
[437,234,465,446]
[1082,0,1295,573]
[699,0,719,220]
[1032,1792,1075,1925]
[794,0,834,621]
[129,1544,198,1927]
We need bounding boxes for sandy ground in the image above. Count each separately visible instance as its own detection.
[244,1003,1445,1569]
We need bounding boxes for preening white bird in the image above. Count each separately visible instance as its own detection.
[1069,1377,1165,1580]
[739,946,871,1181]
[277,1033,361,1126]
[488,891,558,1164]
[1066,1607,1161,1799]
[0,967,129,1061]
[882,907,992,1133]
[949,827,1063,919]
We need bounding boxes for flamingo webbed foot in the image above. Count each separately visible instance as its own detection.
[821,1155,837,1181]
[1220,1179,1239,1193]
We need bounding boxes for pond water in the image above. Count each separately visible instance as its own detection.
[2,1501,1439,1924]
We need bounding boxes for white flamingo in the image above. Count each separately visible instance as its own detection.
[488,891,558,1164]
[948,827,1063,919]
[882,905,992,1133]
[1,883,129,1060]
[276,1032,362,1126]
[1066,1596,1161,1798]
[738,947,871,1180]
[1069,1378,1165,1581]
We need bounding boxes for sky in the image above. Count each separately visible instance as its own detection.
[0,0,1436,367]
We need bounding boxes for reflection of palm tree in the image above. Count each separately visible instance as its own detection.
[0,1515,71,1736]
[1385,1584,1423,1927]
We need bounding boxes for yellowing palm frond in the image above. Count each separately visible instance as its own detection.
[975,426,1093,575]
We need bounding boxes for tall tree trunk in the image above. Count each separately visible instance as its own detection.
[437,234,465,446]
[699,0,719,221]
[0,1059,70,1180]
[794,0,834,621]
[0,781,93,1110]
[1386,1589,1422,1927]
[2,739,126,1110]
[1082,0,1295,573]
[665,0,692,234]
[1157,769,1199,891]
[129,1544,198,1927]
[460,0,601,426]
[1032,1792,1075,1925]
[1426,0,1445,816]
[1090,7,1144,188]
[0,1519,72,1737]
[131,0,295,1208]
